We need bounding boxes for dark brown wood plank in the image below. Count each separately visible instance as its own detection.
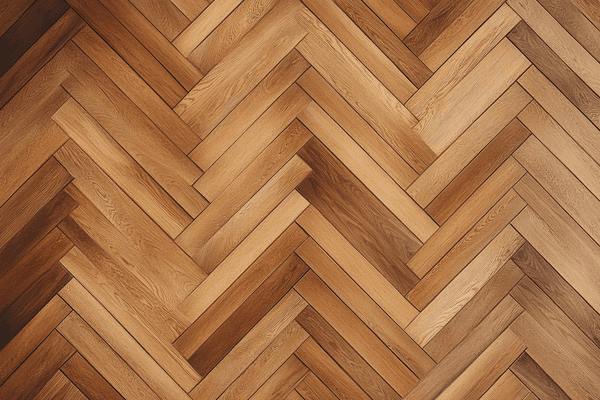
[0,191,77,273]
[0,228,72,313]
[0,0,68,75]
[508,20,600,129]
[427,119,530,224]
[188,254,308,375]
[296,306,402,400]
[0,330,75,400]
[0,9,82,109]
[512,242,600,348]
[510,352,570,400]
[0,261,70,349]
[0,157,72,250]
[298,138,421,294]
[62,352,125,400]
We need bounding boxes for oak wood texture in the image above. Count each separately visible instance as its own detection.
[1,0,599,398]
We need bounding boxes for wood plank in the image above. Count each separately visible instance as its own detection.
[175,0,306,136]
[296,238,435,378]
[298,101,437,242]
[295,373,338,400]
[510,312,600,399]
[66,0,186,106]
[297,206,418,328]
[54,140,205,291]
[296,306,402,400]
[408,157,525,277]
[0,157,71,250]
[537,0,600,61]
[426,118,530,224]
[424,260,523,361]
[296,9,435,172]
[404,0,474,55]
[59,224,187,341]
[509,0,600,96]
[178,120,311,257]
[512,174,600,314]
[191,156,310,272]
[62,49,206,216]
[189,0,279,74]
[361,0,416,38]
[404,296,523,400]
[407,83,531,207]
[0,0,68,75]
[514,136,600,245]
[296,272,418,396]
[295,338,371,400]
[414,39,530,154]
[518,101,600,201]
[58,313,161,400]
[188,255,308,375]
[72,26,200,153]
[298,138,420,294]
[408,190,526,310]
[248,356,307,399]
[0,296,70,385]
[332,0,432,87]
[53,98,192,238]
[507,21,600,129]
[480,371,531,400]
[0,261,70,349]
[406,225,524,346]
[0,228,72,313]
[191,84,311,202]
[59,280,193,398]
[190,292,307,400]
[33,370,87,400]
[174,224,306,358]
[298,68,418,189]
[0,330,74,400]
[61,353,125,400]
[406,4,521,117]
[179,191,308,323]
[512,242,600,348]
[190,49,309,166]
[96,0,202,90]
[419,0,506,70]
[129,0,189,41]
[510,352,570,400]
[435,329,525,400]
[173,0,244,56]
[0,0,35,36]
[518,66,600,164]
[300,0,417,102]
[217,322,308,400]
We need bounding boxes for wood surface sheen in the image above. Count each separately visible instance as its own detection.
[0,0,599,398]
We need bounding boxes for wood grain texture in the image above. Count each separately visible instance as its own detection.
[2,0,599,398]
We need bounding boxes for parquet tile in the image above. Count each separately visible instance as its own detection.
[1,0,599,398]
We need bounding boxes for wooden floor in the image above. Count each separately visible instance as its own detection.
[1,0,600,398]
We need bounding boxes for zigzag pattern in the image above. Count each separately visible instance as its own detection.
[1,0,600,398]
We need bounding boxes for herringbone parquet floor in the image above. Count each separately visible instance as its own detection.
[1,0,600,398]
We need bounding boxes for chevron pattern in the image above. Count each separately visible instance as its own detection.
[1,0,600,398]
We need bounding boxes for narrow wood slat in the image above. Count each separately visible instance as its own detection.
[298,138,420,294]
[0,330,75,400]
[510,352,570,400]
[0,0,68,75]
[175,0,306,136]
[61,353,125,400]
